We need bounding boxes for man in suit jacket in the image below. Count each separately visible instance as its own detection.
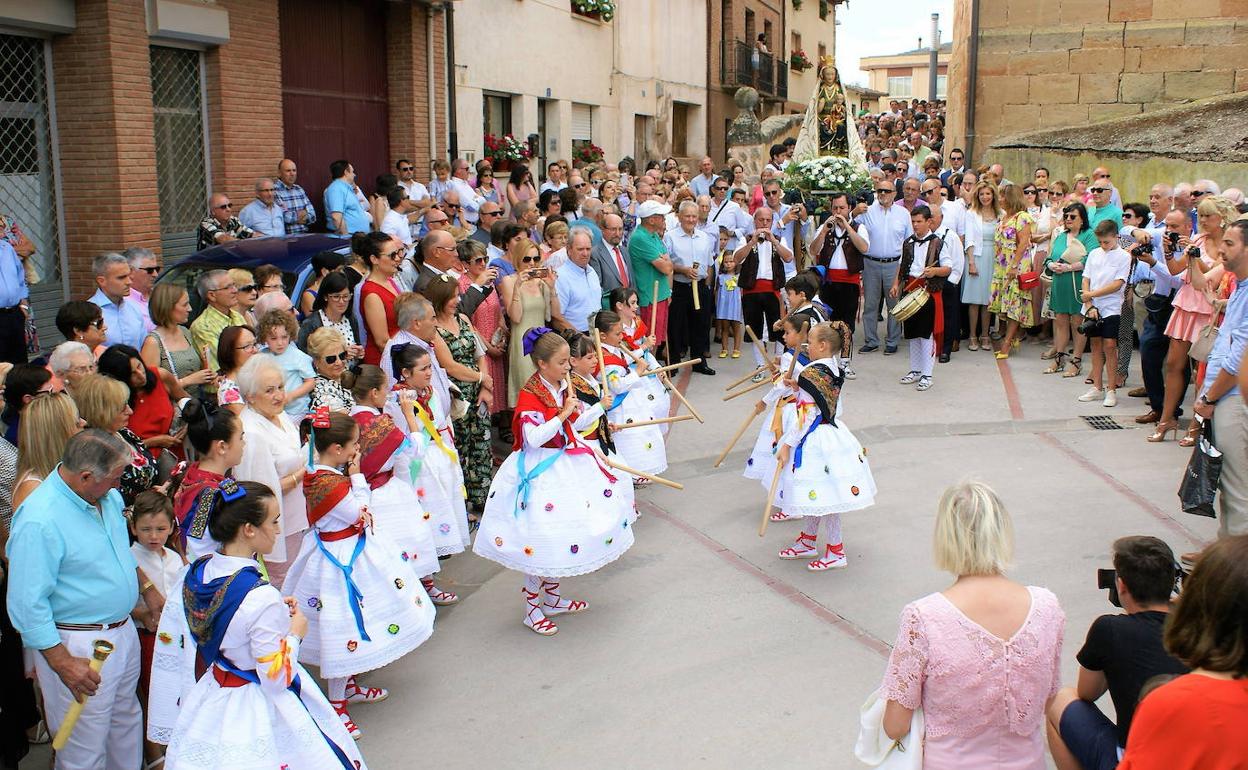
[411,229,495,317]
[589,213,631,307]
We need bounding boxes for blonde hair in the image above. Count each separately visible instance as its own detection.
[509,236,541,269]
[16,391,81,483]
[970,181,1001,219]
[73,374,130,431]
[807,321,844,357]
[1196,194,1238,227]
[228,268,254,288]
[306,326,346,360]
[932,480,1015,576]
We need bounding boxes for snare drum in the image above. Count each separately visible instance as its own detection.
[891,286,930,322]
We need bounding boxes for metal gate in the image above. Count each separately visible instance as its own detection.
[151,45,210,261]
[0,33,64,350]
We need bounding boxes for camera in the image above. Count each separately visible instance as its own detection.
[1097,568,1121,608]
[1078,311,1101,336]
[1185,245,1202,259]
[1167,232,1180,247]
[1131,242,1154,257]
[854,187,875,208]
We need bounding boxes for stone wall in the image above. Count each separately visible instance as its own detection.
[948,0,1248,162]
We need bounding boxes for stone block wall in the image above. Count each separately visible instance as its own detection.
[948,0,1248,161]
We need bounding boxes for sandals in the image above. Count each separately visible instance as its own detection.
[778,532,817,560]
[1178,422,1202,448]
[540,579,588,616]
[1041,347,1059,360]
[1043,353,1064,374]
[421,577,460,606]
[331,700,362,740]
[968,339,980,351]
[1062,357,1082,378]
[344,676,389,704]
[522,587,558,636]
[769,511,797,522]
[979,336,991,350]
[807,544,848,572]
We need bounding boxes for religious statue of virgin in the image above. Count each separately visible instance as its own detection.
[792,56,867,169]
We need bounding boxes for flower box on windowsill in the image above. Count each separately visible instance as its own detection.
[571,0,615,23]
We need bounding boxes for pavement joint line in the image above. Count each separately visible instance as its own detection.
[1036,432,1204,544]
[636,498,893,658]
[996,357,1026,420]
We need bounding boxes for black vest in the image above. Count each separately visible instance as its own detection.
[816,222,864,275]
[898,234,946,293]
[738,244,787,291]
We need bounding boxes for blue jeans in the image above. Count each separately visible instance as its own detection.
[1140,298,1180,414]
[861,258,900,348]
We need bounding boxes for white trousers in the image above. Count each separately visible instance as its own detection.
[34,619,142,770]
[908,337,935,377]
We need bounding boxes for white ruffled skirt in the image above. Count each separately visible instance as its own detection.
[776,420,876,517]
[368,474,442,578]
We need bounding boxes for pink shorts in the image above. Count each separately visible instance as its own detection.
[640,298,671,345]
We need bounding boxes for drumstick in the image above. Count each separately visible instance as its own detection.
[746,326,778,374]
[723,377,769,401]
[603,457,684,490]
[714,401,765,467]
[610,414,695,431]
[52,640,115,750]
[641,359,702,378]
[592,328,608,392]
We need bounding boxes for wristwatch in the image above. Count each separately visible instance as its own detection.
[1198,394,1216,407]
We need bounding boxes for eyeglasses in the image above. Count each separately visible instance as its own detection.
[574,183,588,189]
[1063,213,1079,220]
[398,166,414,172]
[481,210,502,217]
[211,284,237,293]
[1034,187,1048,193]
[323,351,348,364]
[236,342,258,351]
[471,256,489,264]
[713,186,728,191]
[1191,190,1209,198]
[1089,187,1108,193]
[875,188,895,194]
[68,363,96,376]
[520,255,542,264]
[765,189,782,196]
[90,318,106,329]
[434,245,457,254]
[443,203,461,210]
[137,265,161,275]
[326,292,351,302]
[238,284,256,293]
[383,251,404,261]
[1023,189,1037,195]
[215,203,233,210]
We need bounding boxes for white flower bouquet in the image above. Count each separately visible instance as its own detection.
[782,156,870,195]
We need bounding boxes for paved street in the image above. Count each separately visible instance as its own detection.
[346,333,1215,769]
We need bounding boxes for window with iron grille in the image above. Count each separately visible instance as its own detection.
[151,46,209,261]
[0,34,63,350]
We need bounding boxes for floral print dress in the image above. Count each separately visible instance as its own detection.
[988,210,1035,324]
[436,315,492,510]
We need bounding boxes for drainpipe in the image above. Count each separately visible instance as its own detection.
[965,0,980,162]
[928,14,939,102]
[446,1,458,160]
[427,4,438,164]
[706,0,713,159]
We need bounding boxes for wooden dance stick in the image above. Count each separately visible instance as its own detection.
[610,414,696,431]
[592,328,609,392]
[722,377,769,401]
[746,326,779,375]
[641,358,701,378]
[604,457,684,490]
[650,279,659,336]
[713,401,765,467]
[691,263,701,311]
[664,377,704,423]
[52,640,115,750]
[759,448,789,537]
[724,364,768,391]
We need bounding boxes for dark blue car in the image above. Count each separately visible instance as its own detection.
[155,233,353,315]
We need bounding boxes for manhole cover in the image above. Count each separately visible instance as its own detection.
[1083,416,1124,431]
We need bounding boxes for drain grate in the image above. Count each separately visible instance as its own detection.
[1083,416,1125,431]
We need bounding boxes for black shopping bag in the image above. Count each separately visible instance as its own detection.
[1179,420,1222,518]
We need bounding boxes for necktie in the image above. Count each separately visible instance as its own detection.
[613,246,629,287]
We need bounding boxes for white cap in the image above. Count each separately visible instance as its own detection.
[636,200,672,219]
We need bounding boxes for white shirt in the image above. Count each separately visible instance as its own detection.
[449,177,485,224]
[130,544,184,599]
[544,247,568,271]
[539,180,567,194]
[381,208,413,252]
[399,178,430,203]
[754,241,777,281]
[935,225,966,284]
[708,197,753,250]
[770,203,814,260]
[663,227,716,283]
[939,200,965,243]
[1084,246,1132,316]
[905,234,953,280]
[812,221,871,272]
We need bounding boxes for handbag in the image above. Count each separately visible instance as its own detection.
[1179,419,1222,518]
[1017,270,1040,291]
[854,687,924,769]
[1189,322,1218,363]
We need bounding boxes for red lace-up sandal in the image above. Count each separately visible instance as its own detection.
[540,579,588,616]
[778,531,817,560]
[522,585,559,636]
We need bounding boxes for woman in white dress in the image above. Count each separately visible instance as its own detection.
[156,479,367,769]
[474,329,635,636]
[233,354,309,588]
[961,181,1003,350]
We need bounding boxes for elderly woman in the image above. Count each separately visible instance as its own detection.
[880,481,1065,769]
[297,270,363,361]
[306,326,355,412]
[232,354,308,587]
[74,373,158,505]
[229,267,259,326]
[55,300,108,356]
[1117,535,1248,768]
[216,324,258,415]
[1045,202,1099,377]
[540,219,569,260]
[989,183,1035,359]
[500,238,559,406]
[97,345,185,474]
[140,283,216,396]
[426,272,493,511]
[48,341,97,394]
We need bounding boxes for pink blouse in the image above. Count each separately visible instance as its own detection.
[1171,235,1216,316]
[883,587,1065,770]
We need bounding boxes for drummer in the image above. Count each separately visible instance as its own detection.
[889,205,954,392]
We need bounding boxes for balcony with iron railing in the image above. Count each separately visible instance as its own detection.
[718,39,786,99]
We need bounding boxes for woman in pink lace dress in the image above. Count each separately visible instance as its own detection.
[881,481,1066,770]
[457,241,507,415]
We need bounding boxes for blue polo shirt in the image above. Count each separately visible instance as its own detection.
[6,467,138,649]
[0,240,29,308]
[324,178,370,234]
[1203,281,1248,401]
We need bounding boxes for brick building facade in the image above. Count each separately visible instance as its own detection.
[945,0,1248,163]
[0,0,448,345]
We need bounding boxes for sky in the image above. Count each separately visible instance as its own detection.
[835,0,954,87]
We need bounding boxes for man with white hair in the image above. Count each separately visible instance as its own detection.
[190,269,246,373]
[89,252,146,348]
[197,192,255,250]
[663,201,717,374]
[252,288,295,320]
[238,177,285,236]
[49,341,96,393]
[448,159,486,225]
[123,246,160,332]
[707,176,753,252]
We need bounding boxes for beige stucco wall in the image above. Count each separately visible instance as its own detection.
[985,148,1248,203]
[949,0,1248,164]
[785,0,836,115]
[453,0,706,165]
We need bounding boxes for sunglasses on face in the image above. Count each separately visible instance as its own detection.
[471,256,489,265]
[216,203,232,210]
[521,255,542,264]
[1024,189,1037,195]
[875,188,894,195]
[1063,213,1079,220]
[714,186,728,191]
[1090,187,1108,193]
[1034,187,1048,193]
[238,284,257,293]
[90,318,106,329]
[323,351,348,364]
[574,183,588,189]
[399,166,414,172]
[1192,190,1209,197]
[481,210,502,217]
[137,266,161,275]
[443,203,461,210]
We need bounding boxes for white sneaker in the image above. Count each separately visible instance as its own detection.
[916,376,933,392]
[1103,389,1117,407]
[1078,387,1104,402]
[843,364,857,380]
[899,371,920,385]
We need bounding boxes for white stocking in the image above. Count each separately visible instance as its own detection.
[820,513,844,556]
[327,676,348,702]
